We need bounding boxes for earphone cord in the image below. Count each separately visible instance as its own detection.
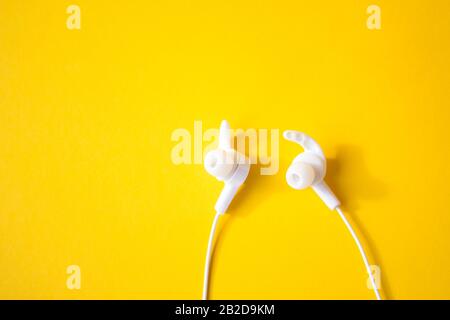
[202,208,381,300]
[335,207,382,300]
[202,211,222,300]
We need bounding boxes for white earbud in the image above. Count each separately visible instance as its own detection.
[284,130,382,300]
[284,130,340,210]
[204,120,250,214]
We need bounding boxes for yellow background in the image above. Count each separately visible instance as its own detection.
[1,1,449,299]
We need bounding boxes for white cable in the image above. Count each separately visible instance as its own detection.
[335,207,382,300]
[202,211,222,300]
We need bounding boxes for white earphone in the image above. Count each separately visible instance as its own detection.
[202,120,250,300]
[283,130,381,300]
[201,122,382,300]
[204,120,250,214]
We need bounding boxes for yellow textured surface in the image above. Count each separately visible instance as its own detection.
[0,1,449,299]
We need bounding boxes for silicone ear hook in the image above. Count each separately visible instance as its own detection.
[283,130,325,159]
[219,120,232,149]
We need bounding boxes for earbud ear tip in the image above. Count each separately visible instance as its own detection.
[286,162,315,190]
[204,149,236,181]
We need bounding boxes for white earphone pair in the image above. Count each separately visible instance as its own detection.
[204,120,340,213]
[202,120,382,300]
